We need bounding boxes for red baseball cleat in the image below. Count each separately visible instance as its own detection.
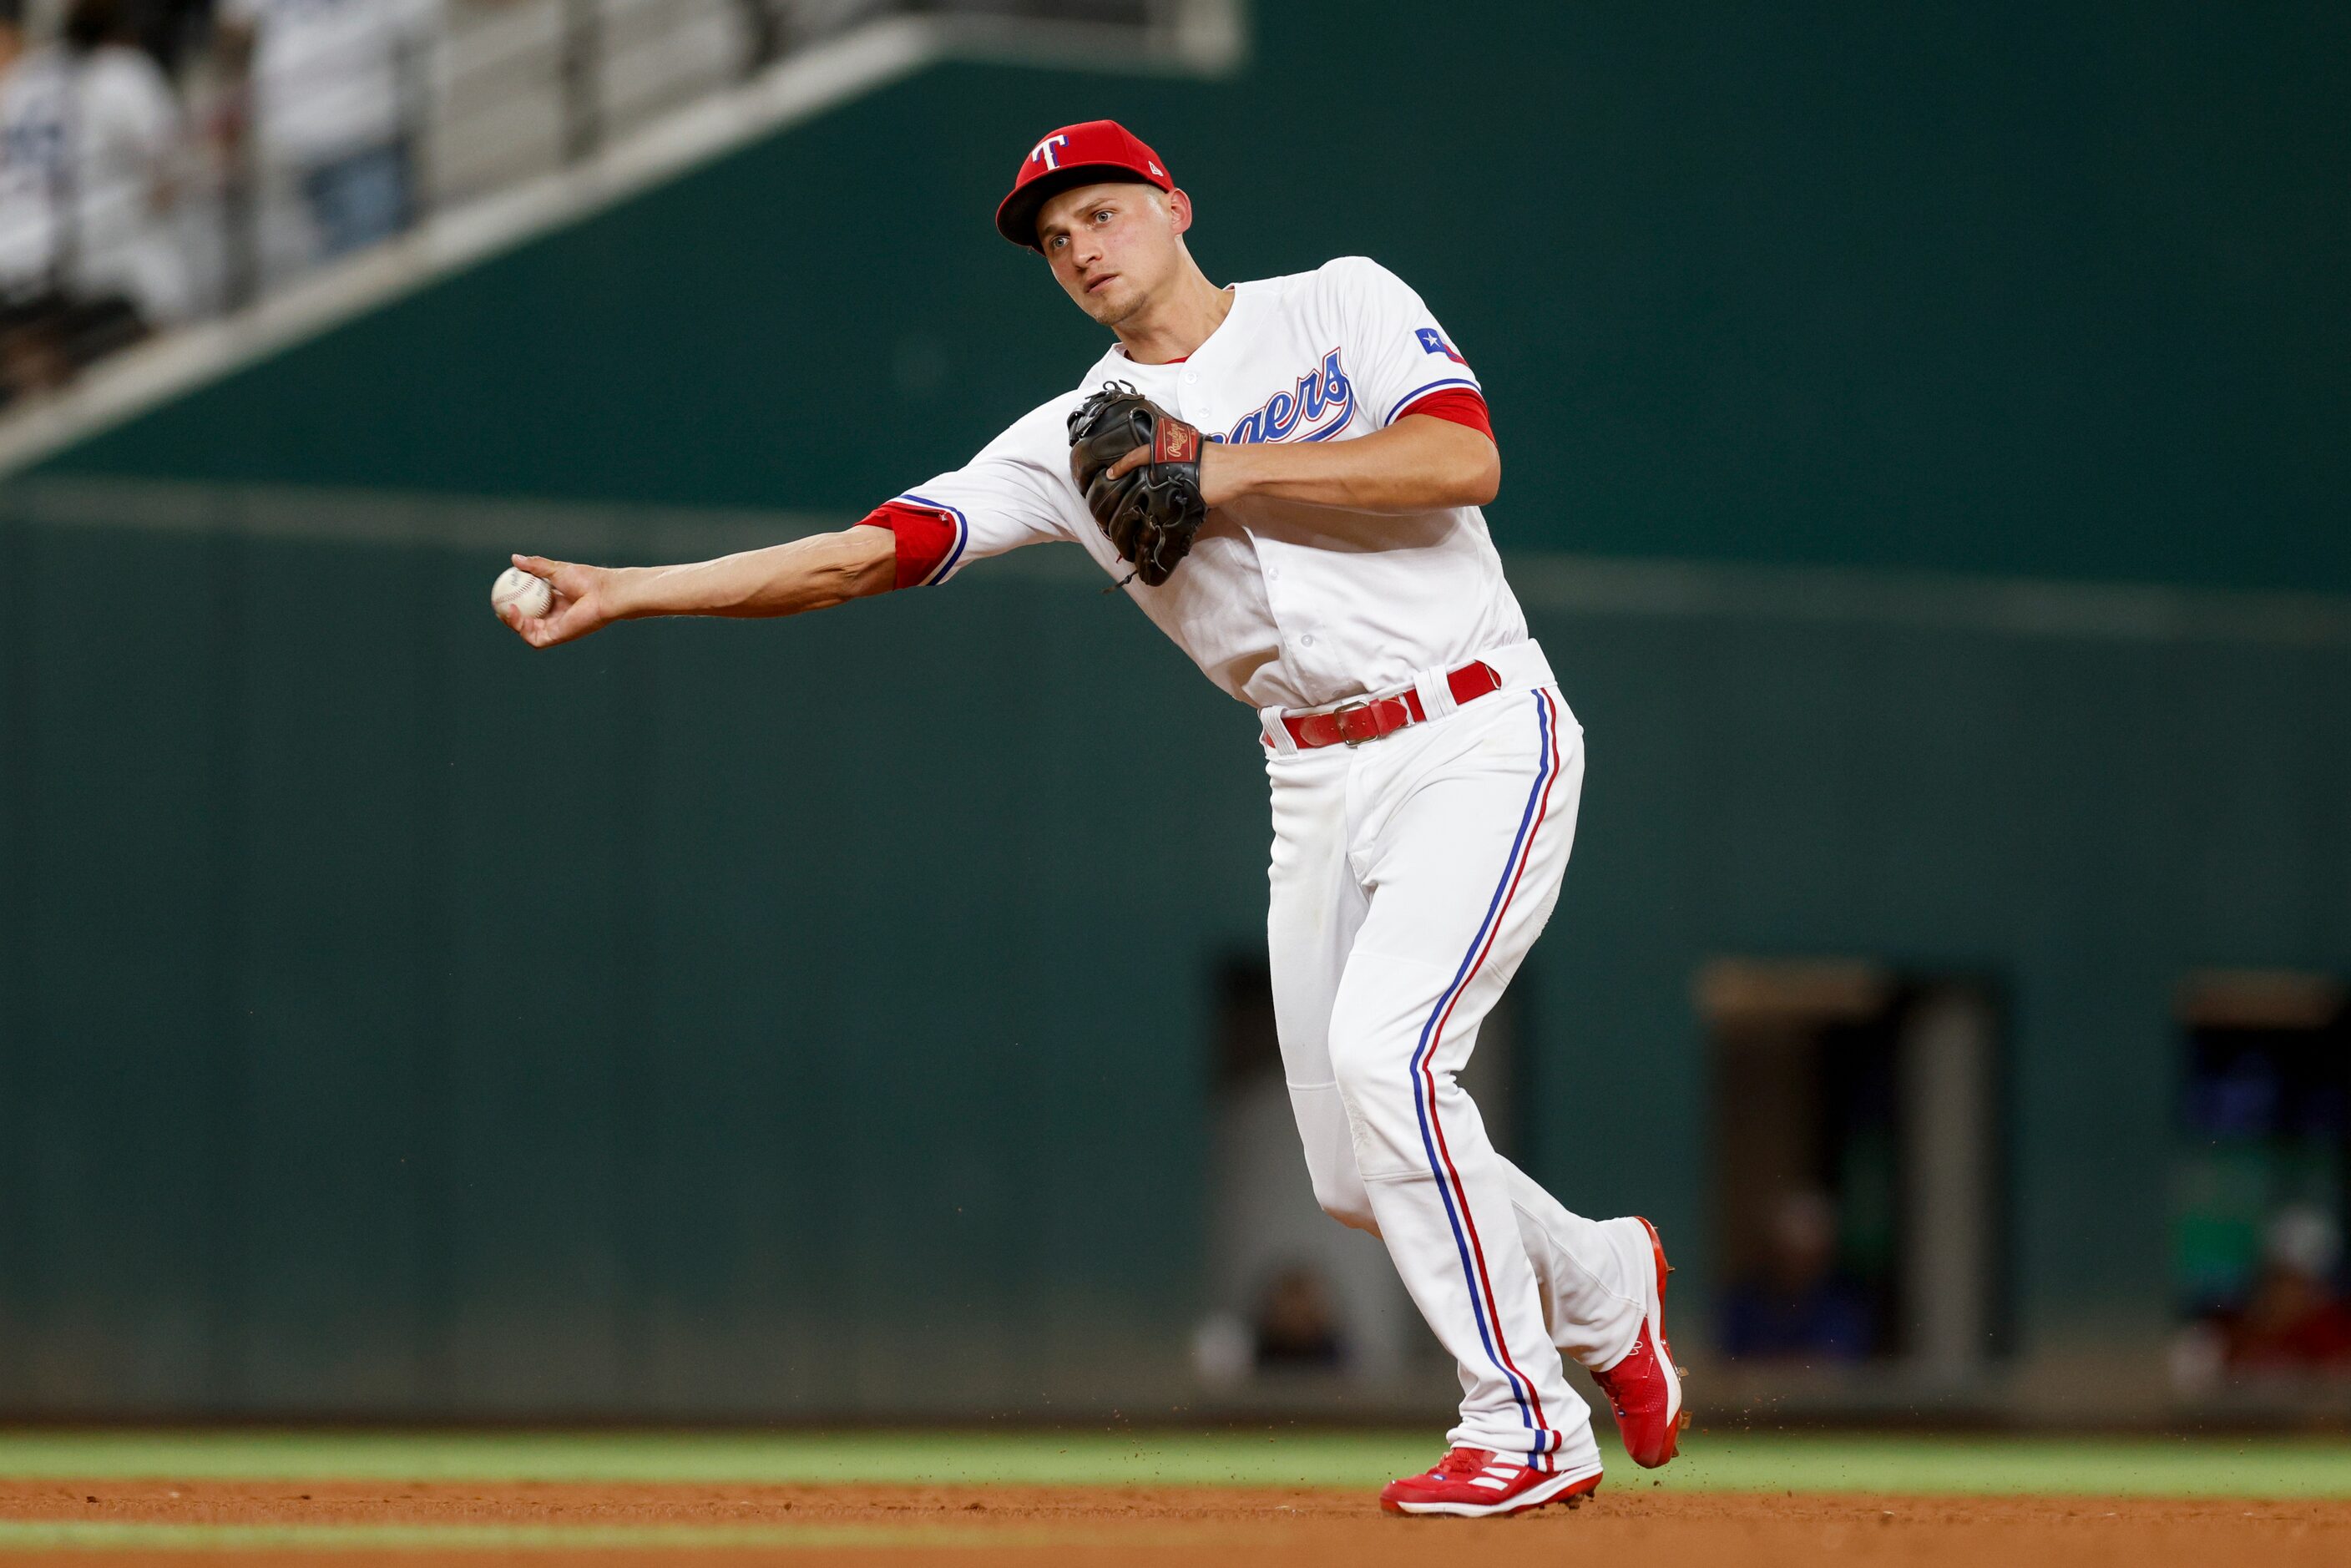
[1591,1215,1686,1468]
[1378,1448,1603,1518]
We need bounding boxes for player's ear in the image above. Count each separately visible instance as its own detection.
[1166,188,1194,236]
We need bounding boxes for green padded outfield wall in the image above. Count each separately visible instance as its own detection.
[3,1,2348,1416]
[5,484,2348,1417]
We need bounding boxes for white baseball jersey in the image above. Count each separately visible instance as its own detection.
[887,256,1528,712]
[872,251,1665,1471]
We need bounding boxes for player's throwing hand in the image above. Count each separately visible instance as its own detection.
[496,554,613,648]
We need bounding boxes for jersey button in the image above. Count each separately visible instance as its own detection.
[1301,634,1316,647]
[1183,371,1200,384]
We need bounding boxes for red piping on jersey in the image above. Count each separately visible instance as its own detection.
[1394,385,1493,441]
[856,500,960,589]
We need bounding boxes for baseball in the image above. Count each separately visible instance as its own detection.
[491,565,552,620]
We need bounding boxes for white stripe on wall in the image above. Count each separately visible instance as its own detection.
[11,474,2349,651]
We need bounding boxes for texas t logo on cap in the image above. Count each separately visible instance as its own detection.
[996,120,1176,251]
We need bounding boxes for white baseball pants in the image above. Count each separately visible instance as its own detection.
[1261,646,1648,1470]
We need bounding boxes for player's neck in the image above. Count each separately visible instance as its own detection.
[1114,266,1233,366]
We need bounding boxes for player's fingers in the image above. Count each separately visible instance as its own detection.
[529,601,598,650]
[501,596,563,647]
[1106,447,1148,481]
[511,554,561,581]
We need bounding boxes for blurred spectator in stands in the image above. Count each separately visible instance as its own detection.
[1252,1264,1345,1370]
[215,0,437,264]
[1719,1188,1876,1362]
[2224,1205,2351,1369]
[131,0,211,74]
[0,0,187,402]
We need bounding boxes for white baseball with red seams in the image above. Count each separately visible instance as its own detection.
[867,251,1666,1474]
[490,565,551,620]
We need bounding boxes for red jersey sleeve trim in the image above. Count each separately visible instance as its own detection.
[855,499,963,589]
[1393,385,1494,442]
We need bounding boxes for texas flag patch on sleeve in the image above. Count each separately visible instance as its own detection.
[1415,327,1468,365]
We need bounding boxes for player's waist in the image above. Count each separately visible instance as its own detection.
[1260,640,1555,752]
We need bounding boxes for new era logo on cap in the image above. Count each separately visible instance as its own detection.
[996,119,1176,251]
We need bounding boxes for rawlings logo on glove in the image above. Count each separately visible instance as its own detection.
[1067,382,1208,588]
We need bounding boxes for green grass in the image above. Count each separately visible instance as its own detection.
[0,1521,1071,1554]
[0,1429,2346,1499]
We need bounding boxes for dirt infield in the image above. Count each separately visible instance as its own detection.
[3,1478,2347,1565]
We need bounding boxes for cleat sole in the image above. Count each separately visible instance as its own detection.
[1383,1469,1603,1520]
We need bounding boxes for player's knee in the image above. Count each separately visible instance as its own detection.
[1311,1168,1380,1235]
[1325,1019,1440,1184]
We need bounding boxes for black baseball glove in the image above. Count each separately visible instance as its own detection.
[1067,382,1208,587]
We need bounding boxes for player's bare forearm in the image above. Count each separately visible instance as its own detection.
[610,529,897,619]
[498,527,895,649]
[1201,415,1499,513]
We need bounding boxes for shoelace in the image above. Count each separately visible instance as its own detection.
[1433,1448,1498,1479]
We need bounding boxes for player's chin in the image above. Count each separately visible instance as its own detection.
[1077,282,1135,324]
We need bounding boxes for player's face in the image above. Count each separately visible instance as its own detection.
[1035,181,1188,327]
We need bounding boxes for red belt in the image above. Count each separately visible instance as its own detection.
[1269,660,1503,750]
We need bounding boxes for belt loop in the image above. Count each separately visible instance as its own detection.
[1412,663,1459,724]
[1260,703,1300,756]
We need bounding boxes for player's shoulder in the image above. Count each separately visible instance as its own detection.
[1236,256,1423,323]
[1307,254,1418,299]
[1210,259,1413,331]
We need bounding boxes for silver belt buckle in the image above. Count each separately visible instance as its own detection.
[1331,699,1374,746]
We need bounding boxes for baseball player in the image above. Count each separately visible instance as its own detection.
[499,119,1683,1517]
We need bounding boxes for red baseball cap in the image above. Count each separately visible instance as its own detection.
[994,119,1175,251]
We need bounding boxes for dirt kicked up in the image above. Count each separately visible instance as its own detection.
[0,1479,2346,1567]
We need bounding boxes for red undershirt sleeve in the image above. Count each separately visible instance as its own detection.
[854,500,963,590]
[1393,386,1494,443]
